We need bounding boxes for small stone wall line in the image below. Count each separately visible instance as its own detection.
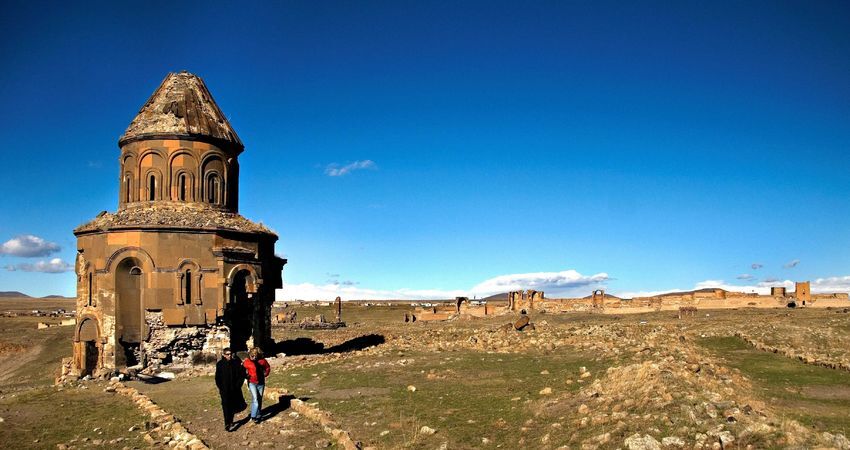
[734,332,850,373]
[109,380,209,449]
[265,387,361,450]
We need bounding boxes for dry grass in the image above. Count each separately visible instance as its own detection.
[1,300,850,448]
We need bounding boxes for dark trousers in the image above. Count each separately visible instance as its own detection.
[221,398,236,426]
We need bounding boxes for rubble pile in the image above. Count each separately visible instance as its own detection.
[142,312,223,370]
[299,314,345,330]
[274,320,850,449]
[74,203,272,234]
[722,317,850,372]
[529,328,777,448]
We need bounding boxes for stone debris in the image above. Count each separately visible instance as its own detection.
[108,380,208,449]
[74,203,273,234]
[264,387,361,450]
[268,318,850,450]
[661,436,686,447]
[140,311,226,371]
[299,314,346,330]
[63,308,845,449]
[736,330,850,373]
[624,433,661,450]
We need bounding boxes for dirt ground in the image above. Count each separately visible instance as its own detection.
[2,297,850,449]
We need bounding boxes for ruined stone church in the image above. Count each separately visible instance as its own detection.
[71,72,285,377]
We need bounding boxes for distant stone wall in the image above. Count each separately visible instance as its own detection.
[535,288,848,315]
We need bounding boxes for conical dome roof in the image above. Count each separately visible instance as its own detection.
[118,71,243,151]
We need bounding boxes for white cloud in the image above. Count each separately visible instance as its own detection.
[276,282,466,302]
[5,258,73,273]
[783,259,800,269]
[811,276,850,293]
[469,270,609,297]
[692,279,786,295]
[615,288,685,299]
[736,274,755,281]
[277,269,850,302]
[615,280,783,298]
[277,269,609,301]
[325,160,376,177]
[0,235,61,257]
[616,276,850,299]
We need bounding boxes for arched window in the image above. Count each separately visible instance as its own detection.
[148,174,156,201]
[178,174,187,201]
[207,173,222,205]
[184,270,192,304]
[129,266,142,276]
[124,174,133,203]
[87,272,93,306]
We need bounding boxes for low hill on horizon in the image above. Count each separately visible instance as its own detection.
[0,292,74,299]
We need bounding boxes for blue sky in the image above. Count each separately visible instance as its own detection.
[1,1,849,299]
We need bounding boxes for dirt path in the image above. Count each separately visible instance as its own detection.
[129,376,331,449]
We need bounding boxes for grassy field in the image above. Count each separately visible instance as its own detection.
[698,335,850,435]
[0,385,149,449]
[0,297,150,449]
[270,348,609,448]
[2,298,850,448]
[0,315,74,390]
[0,296,74,312]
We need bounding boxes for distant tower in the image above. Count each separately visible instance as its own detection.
[70,72,285,377]
[795,281,811,304]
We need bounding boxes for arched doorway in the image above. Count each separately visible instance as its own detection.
[115,258,143,367]
[226,270,254,351]
[77,318,100,376]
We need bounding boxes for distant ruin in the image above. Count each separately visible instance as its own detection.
[403,281,848,321]
[530,282,846,314]
[298,297,346,329]
[508,290,544,311]
[795,281,811,305]
[591,289,605,308]
[68,72,285,378]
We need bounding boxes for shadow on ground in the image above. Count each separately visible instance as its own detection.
[229,394,305,432]
[269,334,385,357]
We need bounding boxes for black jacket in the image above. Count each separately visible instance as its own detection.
[215,355,247,411]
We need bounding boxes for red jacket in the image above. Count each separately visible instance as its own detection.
[243,358,270,384]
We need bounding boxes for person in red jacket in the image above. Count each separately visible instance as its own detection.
[243,347,271,423]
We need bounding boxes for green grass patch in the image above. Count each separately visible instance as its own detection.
[698,336,850,434]
[0,385,148,449]
[0,317,74,390]
[272,349,608,448]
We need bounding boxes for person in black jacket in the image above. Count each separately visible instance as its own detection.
[215,347,247,431]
